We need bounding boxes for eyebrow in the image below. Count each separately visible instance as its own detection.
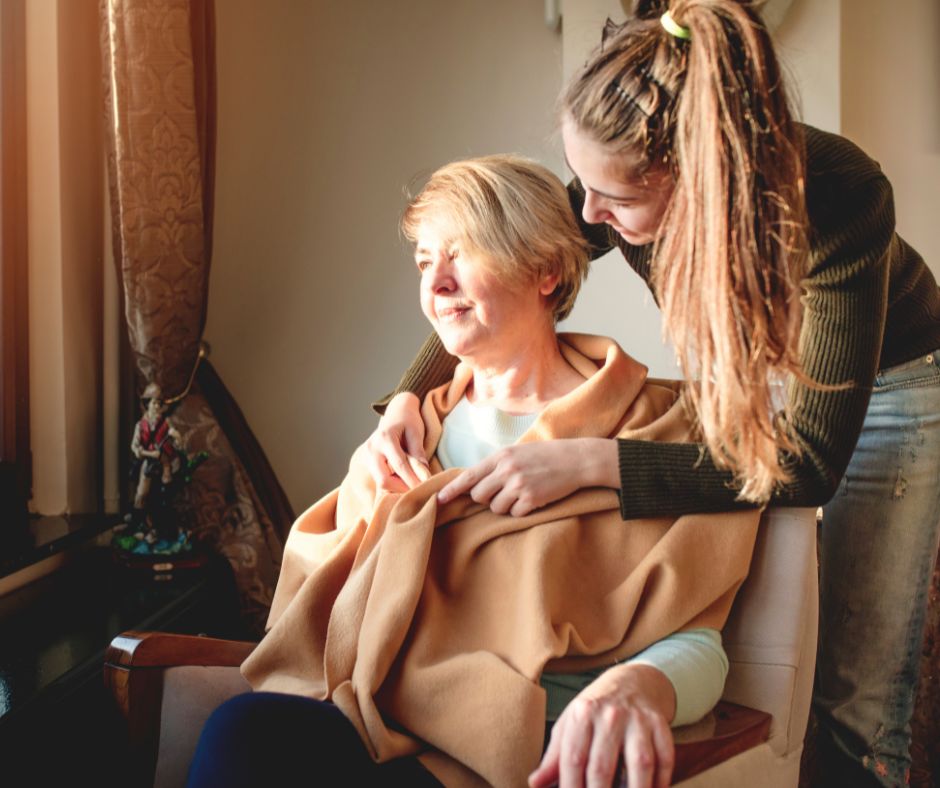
[563,152,639,202]
[414,238,460,260]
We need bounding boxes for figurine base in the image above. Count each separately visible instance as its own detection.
[111,542,210,580]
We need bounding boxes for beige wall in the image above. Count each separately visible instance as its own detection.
[775,0,840,133]
[208,0,939,513]
[26,0,68,514]
[841,0,940,277]
[57,0,104,514]
[26,0,103,514]
[208,0,564,510]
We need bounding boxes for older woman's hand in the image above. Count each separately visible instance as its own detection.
[364,392,430,492]
[529,664,676,788]
[437,437,620,516]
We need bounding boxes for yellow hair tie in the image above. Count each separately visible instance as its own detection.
[660,11,691,40]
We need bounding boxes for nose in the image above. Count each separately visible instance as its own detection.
[581,189,610,225]
[427,256,457,294]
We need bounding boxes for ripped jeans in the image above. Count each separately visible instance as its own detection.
[815,349,940,787]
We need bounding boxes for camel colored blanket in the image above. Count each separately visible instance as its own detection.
[241,334,760,787]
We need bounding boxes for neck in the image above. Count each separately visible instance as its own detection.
[465,331,582,415]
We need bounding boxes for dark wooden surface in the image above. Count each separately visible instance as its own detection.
[672,702,772,783]
[0,514,118,579]
[0,544,245,786]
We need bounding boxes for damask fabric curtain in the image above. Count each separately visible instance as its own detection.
[101,0,287,633]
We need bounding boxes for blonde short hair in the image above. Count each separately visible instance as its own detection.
[401,155,590,321]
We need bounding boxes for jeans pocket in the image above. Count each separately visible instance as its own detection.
[873,350,940,391]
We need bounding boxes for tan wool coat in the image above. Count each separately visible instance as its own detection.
[241,334,761,787]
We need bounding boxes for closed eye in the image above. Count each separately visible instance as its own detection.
[585,183,641,207]
[600,192,638,207]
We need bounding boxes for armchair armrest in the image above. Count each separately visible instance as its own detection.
[105,630,255,720]
[672,701,772,784]
[104,631,257,785]
[106,630,256,671]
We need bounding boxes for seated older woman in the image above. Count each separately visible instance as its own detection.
[186,157,759,788]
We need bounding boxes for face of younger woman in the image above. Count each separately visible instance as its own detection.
[561,118,673,246]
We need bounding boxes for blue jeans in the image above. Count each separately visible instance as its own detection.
[815,349,940,787]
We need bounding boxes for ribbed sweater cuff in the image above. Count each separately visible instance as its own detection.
[616,439,752,521]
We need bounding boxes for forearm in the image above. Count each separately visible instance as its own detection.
[607,662,677,723]
[574,437,621,489]
[628,629,728,727]
[542,629,727,727]
[615,436,847,521]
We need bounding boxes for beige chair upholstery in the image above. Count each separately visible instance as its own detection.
[111,506,818,787]
[676,506,818,787]
[153,665,250,788]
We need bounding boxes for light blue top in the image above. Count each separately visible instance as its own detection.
[436,395,729,727]
[540,628,728,726]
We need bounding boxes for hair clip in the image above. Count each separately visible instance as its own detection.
[609,81,652,118]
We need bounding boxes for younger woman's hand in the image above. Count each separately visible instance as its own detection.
[529,664,676,788]
[437,438,620,516]
[363,392,430,492]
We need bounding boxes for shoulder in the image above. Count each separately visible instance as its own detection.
[802,124,893,221]
[803,124,886,185]
[800,124,896,276]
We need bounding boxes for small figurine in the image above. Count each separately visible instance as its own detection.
[131,382,181,516]
[113,381,206,559]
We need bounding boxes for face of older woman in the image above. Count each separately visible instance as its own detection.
[414,220,557,362]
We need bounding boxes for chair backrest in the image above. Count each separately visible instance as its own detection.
[719,507,818,758]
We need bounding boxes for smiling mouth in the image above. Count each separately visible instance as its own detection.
[437,306,471,322]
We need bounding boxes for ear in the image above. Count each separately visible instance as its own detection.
[538,272,560,296]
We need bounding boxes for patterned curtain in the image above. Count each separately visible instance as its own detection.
[100,0,287,633]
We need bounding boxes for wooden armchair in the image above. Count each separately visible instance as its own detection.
[105,507,817,787]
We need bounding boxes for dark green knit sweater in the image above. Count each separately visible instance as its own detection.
[378,125,940,520]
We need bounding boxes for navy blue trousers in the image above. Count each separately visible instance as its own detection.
[186,692,444,787]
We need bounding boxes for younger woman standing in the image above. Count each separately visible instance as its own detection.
[368,2,940,785]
